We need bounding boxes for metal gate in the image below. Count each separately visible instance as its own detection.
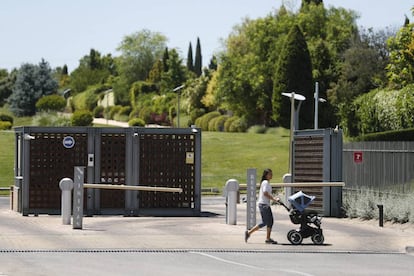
[13,127,201,216]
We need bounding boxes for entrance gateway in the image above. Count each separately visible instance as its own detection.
[13,126,201,217]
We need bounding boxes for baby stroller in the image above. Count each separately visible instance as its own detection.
[279,191,324,245]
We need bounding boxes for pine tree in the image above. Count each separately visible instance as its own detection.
[272,25,313,129]
[187,42,194,72]
[9,60,58,116]
[194,37,202,76]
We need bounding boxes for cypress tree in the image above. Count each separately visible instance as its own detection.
[162,47,169,72]
[194,37,202,76]
[272,24,313,129]
[187,42,194,72]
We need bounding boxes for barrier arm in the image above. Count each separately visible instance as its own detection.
[83,183,182,193]
[239,182,345,190]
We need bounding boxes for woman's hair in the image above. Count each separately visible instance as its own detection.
[261,168,272,182]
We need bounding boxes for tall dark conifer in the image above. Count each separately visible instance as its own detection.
[187,42,194,72]
[194,37,202,76]
[272,24,313,129]
[162,47,169,72]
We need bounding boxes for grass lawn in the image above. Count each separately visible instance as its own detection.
[202,131,289,190]
[0,128,290,194]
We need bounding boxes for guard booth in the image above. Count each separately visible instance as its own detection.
[291,128,343,217]
[13,126,201,216]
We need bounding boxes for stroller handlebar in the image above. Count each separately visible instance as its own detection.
[273,200,290,211]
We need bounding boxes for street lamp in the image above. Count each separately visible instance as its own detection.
[173,85,185,128]
[282,92,306,174]
[313,82,326,129]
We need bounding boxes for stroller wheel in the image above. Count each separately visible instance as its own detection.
[287,230,303,245]
[311,233,324,245]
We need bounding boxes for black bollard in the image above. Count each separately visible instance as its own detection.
[377,204,384,227]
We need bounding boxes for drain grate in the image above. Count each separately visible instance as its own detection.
[0,248,404,255]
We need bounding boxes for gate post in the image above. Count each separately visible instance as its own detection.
[73,166,85,229]
[59,178,74,225]
[224,179,239,225]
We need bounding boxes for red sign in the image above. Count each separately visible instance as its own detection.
[353,151,363,163]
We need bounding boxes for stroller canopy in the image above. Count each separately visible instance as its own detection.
[288,191,315,212]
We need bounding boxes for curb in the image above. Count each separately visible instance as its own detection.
[406,246,414,255]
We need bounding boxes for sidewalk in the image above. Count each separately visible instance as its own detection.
[0,197,413,254]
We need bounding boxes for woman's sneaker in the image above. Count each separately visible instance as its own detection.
[265,239,277,244]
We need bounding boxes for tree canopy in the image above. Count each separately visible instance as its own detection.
[9,60,58,116]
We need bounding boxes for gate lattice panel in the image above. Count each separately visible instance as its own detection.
[99,133,126,209]
[29,132,88,212]
[138,133,196,208]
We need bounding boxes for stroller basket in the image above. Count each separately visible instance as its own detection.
[288,191,315,212]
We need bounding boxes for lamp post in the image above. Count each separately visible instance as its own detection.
[282,92,306,174]
[173,85,185,127]
[313,82,326,129]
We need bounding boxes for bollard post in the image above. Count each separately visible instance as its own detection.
[224,179,239,225]
[377,204,384,227]
[59,178,74,225]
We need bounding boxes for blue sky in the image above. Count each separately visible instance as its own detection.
[1,0,412,72]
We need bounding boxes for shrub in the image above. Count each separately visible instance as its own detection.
[356,128,414,141]
[130,81,158,106]
[71,110,93,126]
[208,115,229,131]
[138,106,152,123]
[93,106,104,118]
[189,108,205,126]
[247,125,267,134]
[224,116,238,132]
[108,105,122,119]
[0,121,12,130]
[224,116,247,132]
[0,113,14,124]
[118,106,131,116]
[36,94,66,112]
[195,111,220,131]
[343,187,414,223]
[32,112,71,126]
[128,118,146,127]
[228,117,247,132]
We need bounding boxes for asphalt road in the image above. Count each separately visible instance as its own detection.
[1,196,413,275]
[0,250,412,276]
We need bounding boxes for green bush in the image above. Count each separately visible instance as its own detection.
[71,110,93,126]
[0,113,13,124]
[138,106,152,123]
[108,105,122,119]
[130,81,158,106]
[351,85,414,136]
[208,115,229,131]
[247,125,267,134]
[118,106,131,116]
[224,116,238,132]
[356,128,414,141]
[35,94,66,112]
[189,108,205,126]
[195,111,220,131]
[93,106,104,118]
[32,112,71,126]
[128,118,146,127]
[228,117,247,132]
[0,121,12,130]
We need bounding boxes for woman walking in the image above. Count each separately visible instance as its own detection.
[244,168,280,244]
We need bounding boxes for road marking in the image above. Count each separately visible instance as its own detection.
[190,251,315,276]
